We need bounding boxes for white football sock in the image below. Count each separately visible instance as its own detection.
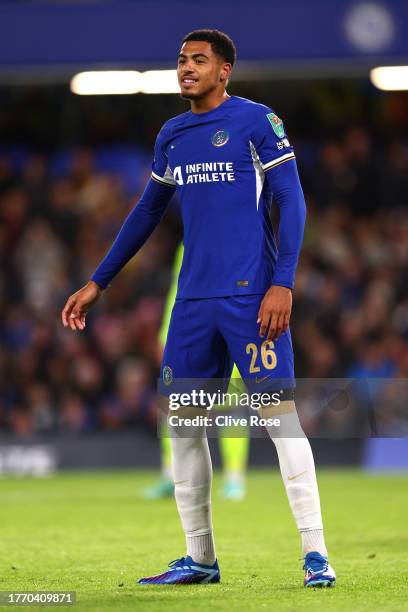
[264,401,328,557]
[186,532,216,566]
[300,528,327,557]
[169,421,216,565]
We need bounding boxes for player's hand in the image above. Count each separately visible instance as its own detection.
[257,285,292,341]
[61,280,103,331]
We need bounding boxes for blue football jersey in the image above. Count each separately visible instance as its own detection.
[151,96,297,299]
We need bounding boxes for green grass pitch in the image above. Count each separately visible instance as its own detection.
[1,469,407,611]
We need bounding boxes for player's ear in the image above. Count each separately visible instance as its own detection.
[220,63,232,83]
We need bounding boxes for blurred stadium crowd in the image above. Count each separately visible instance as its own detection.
[0,125,407,438]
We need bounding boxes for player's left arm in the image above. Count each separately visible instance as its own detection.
[251,108,306,341]
[258,160,306,340]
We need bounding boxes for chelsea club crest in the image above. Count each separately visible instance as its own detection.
[211,130,229,147]
[162,365,173,386]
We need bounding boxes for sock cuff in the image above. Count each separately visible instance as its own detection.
[300,528,328,557]
[187,532,216,565]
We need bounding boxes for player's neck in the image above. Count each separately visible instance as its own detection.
[190,90,230,114]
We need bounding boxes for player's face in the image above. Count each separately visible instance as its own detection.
[177,41,230,100]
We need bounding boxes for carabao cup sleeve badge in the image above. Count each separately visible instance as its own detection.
[267,113,285,139]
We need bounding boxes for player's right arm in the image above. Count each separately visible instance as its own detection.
[61,126,176,331]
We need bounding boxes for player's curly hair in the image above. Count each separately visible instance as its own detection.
[181,29,237,66]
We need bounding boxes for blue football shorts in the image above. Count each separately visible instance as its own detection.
[159,295,295,398]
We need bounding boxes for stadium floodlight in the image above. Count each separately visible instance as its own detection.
[140,70,179,94]
[70,70,180,95]
[70,71,142,95]
[370,66,408,91]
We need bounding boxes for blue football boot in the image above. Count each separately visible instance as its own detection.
[138,555,220,585]
[303,551,336,587]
